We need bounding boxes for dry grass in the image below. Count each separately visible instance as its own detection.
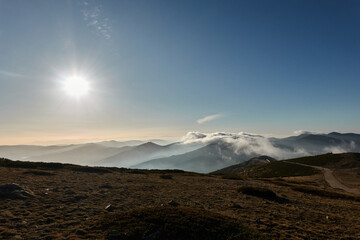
[241,161,320,178]
[0,158,360,239]
[290,185,360,201]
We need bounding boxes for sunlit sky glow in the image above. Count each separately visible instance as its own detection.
[62,76,90,98]
[0,0,359,145]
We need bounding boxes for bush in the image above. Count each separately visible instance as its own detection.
[101,206,262,240]
[160,174,173,180]
[221,174,244,180]
[71,167,111,174]
[22,170,54,176]
[238,186,289,203]
[125,169,147,174]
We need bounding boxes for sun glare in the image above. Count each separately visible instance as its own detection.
[63,76,89,97]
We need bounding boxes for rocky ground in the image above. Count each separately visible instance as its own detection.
[1,163,360,239]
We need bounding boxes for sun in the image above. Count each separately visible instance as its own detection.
[63,76,90,97]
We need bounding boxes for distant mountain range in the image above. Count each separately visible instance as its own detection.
[270,132,360,154]
[99,142,199,167]
[133,142,242,173]
[0,132,359,173]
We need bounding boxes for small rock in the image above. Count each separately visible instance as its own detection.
[75,229,86,235]
[107,230,125,240]
[105,204,114,212]
[64,190,75,195]
[231,202,243,209]
[168,200,179,207]
[145,229,162,240]
[45,218,54,224]
[100,184,113,189]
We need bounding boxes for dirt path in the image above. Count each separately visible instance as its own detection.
[286,161,360,195]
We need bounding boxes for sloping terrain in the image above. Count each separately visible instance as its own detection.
[1,157,360,239]
[239,153,360,179]
[285,153,360,192]
[212,156,276,174]
[285,152,360,169]
[240,161,321,178]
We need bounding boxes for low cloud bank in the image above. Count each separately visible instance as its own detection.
[180,131,358,160]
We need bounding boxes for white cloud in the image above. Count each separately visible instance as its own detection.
[0,70,26,78]
[81,1,112,39]
[181,131,311,160]
[293,130,319,135]
[197,114,222,124]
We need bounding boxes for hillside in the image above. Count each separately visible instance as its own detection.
[99,142,199,167]
[239,153,360,188]
[1,157,360,239]
[285,152,360,168]
[240,161,321,178]
[30,143,131,165]
[212,155,277,174]
[133,142,258,173]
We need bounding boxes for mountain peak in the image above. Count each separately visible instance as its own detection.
[141,142,160,147]
[135,142,163,150]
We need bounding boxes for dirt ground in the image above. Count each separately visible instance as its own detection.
[1,166,360,240]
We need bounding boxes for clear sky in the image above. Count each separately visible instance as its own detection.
[0,0,359,145]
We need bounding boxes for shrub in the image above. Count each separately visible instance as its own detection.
[159,174,173,180]
[101,206,262,240]
[221,174,244,180]
[22,170,54,176]
[238,186,289,203]
[127,169,148,174]
[71,167,111,174]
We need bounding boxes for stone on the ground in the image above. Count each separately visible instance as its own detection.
[105,204,114,212]
[168,200,180,207]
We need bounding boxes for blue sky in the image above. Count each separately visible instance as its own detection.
[0,0,359,144]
